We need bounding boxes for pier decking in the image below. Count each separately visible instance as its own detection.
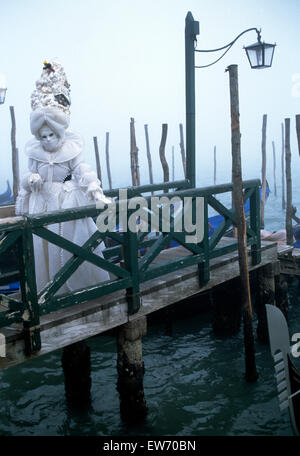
[0,237,277,370]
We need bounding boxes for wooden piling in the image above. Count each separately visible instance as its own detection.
[130,118,140,186]
[272,141,277,197]
[281,122,286,210]
[261,114,267,228]
[61,340,91,410]
[211,279,242,336]
[213,145,217,185]
[179,123,186,177]
[285,118,293,245]
[93,136,102,184]
[256,263,276,343]
[159,123,169,187]
[144,124,153,185]
[116,316,148,423]
[172,146,175,181]
[296,114,300,157]
[227,64,258,382]
[9,106,19,201]
[105,132,112,190]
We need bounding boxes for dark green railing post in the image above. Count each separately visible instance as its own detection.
[250,183,261,265]
[19,222,41,354]
[185,12,199,188]
[198,196,210,285]
[123,221,140,315]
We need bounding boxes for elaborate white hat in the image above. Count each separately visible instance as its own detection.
[31,60,71,115]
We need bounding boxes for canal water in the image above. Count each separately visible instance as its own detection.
[0,186,299,436]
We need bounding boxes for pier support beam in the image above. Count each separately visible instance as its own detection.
[61,340,91,410]
[116,316,148,423]
[211,278,242,336]
[256,262,277,343]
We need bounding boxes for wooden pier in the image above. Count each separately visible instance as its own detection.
[0,178,286,419]
[0,237,278,370]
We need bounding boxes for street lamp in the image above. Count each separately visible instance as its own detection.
[185,12,276,187]
[0,74,7,105]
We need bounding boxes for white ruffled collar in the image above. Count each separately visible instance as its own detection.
[25,130,83,163]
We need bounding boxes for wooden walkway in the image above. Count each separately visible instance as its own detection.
[0,237,278,370]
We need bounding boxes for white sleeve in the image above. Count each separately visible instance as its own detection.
[20,158,38,192]
[70,154,102,192]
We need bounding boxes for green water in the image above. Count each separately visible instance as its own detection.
[0,185,299,436]
[0,286,299,436]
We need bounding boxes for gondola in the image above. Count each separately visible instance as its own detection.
[266,304,300,436]
[0,180,13,204]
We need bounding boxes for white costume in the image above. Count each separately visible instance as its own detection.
[16,61,111,294]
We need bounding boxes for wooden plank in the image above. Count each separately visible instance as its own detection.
[0,205,15,218]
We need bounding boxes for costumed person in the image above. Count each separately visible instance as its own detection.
[16,60,112,294]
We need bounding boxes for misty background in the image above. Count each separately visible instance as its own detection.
[1,0,300,193]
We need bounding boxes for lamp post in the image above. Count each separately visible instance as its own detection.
[185,12,275,187]
[185,12,275,383]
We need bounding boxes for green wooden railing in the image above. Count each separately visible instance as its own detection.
[0,179,261,354]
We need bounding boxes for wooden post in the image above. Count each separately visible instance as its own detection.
[130,118,137,186]
[61,340,91,411]
[213,145,217,185]
[296,114,300,156]
[179,123,186,177]
[172,146,175,181]
[144,124,153,185]
[256,263,276,343]
[227,64,258,382]
[281,122,286,210]
[212,279,242,336]
[260,114,267,228]
[105,132,112,190]
[272,141,277,197]
[9,106,19,201]
[93,136,102,184]
[116,317,148,423]
[159,123,169,187]
[285,118,293,245]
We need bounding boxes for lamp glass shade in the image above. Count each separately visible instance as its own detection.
[244,41,276,69]
[0,87,7,104]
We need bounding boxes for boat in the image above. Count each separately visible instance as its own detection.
[0,180,13,205]
[266,304,300,436]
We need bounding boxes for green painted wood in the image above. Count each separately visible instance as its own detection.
[34,227,129,279]
[40,277,132,315]
[20,227,41,354]
[0,231,21,256]
[139,252,205,283]
[0,217,25,233]
[139,233,172,273]
[198,197,210,286]
[0,271,20,286]
[250,185,261,265]
[123,219,140,315]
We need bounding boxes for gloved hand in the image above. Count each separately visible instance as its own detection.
[87,182,112,205]
[28,173,43,191]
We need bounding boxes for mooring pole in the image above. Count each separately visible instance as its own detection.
[185,12,199,188]
[61,340,91,410]
[116,316,148,423]
[285,118,293,246]
[281,122,286,210]
[261,114,267,228]
[227,64,258,382]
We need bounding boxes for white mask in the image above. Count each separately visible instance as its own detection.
[39,125,60,152]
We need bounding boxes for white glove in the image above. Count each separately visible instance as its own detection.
[93,190,113,205]
[28,173,43,192]
[87,182,112,204]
